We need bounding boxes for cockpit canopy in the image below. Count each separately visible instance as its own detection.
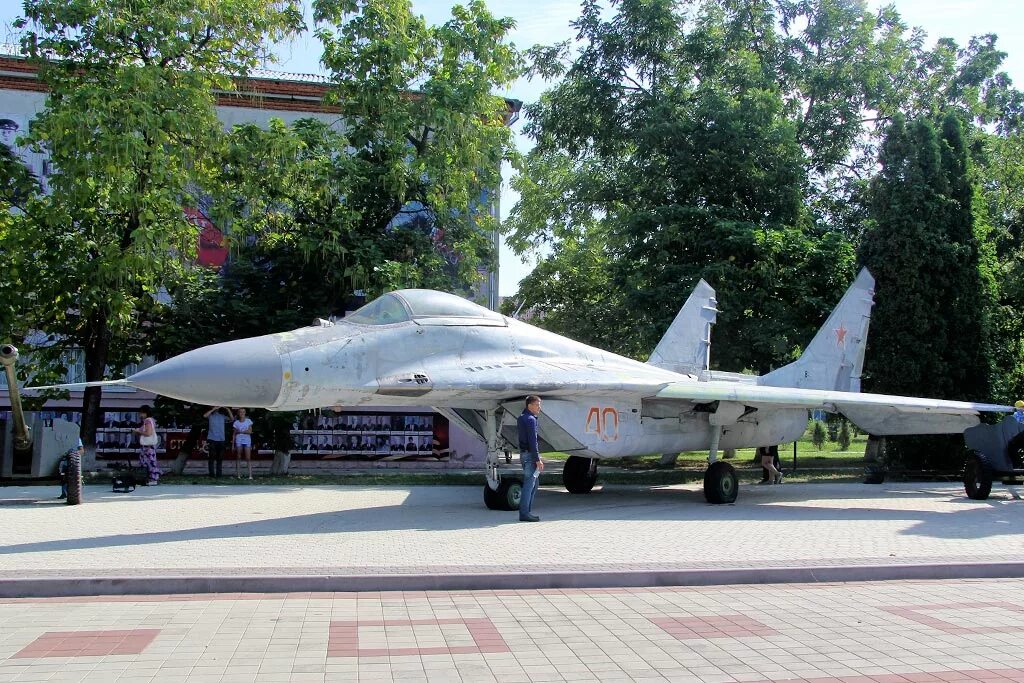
[345,289,506,326]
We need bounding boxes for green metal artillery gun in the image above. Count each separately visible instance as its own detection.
[1,344,83,504]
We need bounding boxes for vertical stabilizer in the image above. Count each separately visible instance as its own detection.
[760,269,875,391]
[647,279,718,375]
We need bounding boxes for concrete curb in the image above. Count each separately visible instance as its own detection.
[4,562,1024,598]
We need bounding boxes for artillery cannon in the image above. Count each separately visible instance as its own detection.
[962,416,1024,500]
[1,344,83,504]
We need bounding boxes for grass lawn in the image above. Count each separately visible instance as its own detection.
[546,427,871,471]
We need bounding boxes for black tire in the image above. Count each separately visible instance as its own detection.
[563,455,598,494]
[498,479,522,511]
[66,452,83,505]
[964,452,993,500]
[483,483,503,510]
[703,461,738,504]
[863,465,886,485]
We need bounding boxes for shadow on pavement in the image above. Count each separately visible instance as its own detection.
[0,483,1021,557]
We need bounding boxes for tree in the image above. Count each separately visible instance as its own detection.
[507,0,855,371]
[859,113,995,469]
[976,130,1024,405]
[811,420,827,450]
[837,420,851,451]
[9,0,303,444]
[142,1,523,461]
[507,1,1023,380]
[859,114,992,401]
[257,0,524,300]
[0,143,40,346]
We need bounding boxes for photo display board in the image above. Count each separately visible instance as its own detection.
[289,411,449,462]
[93,409,451,462]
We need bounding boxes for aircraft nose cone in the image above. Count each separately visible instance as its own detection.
[127,336,283,407]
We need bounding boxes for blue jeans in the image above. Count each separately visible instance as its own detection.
[520,453,539,518]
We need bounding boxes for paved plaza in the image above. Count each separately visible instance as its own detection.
[2,579,1024,681]
[1,481,1023,680]
[0,481,1023,589]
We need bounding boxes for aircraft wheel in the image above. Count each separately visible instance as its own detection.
[563,456,597,494]
[703,461,737,505]
[863,464,885,485]
[66,452,83,506]
[498,479,523,511]
[483,483,503,510]
[964,452,992,500]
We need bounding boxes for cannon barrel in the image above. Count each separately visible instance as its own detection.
[0,344,31,453]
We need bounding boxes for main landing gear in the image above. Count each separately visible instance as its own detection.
[702,402,742,504]
[562,455,598,493]
[704,460,737,504]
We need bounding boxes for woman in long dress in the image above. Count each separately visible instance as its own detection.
[136,405,161,485]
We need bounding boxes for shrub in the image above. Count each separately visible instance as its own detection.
[837,420,851,451]
[811,420,827,451]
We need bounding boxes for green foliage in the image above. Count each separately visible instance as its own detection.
[859,113,996,469]
[859,114,993,400]
[980,131,1024,405]
[282,0,525,299]
[5,0,303,441]
[811,420,827,451]
[507,0,1024,390]
[148,0,524,364]
[837,420,851,451]
[501,231,625,352]
[213,117,472,305]
[507,0,856,370]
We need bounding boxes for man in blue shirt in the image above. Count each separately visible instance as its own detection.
[517,395,544,522]
[1014,401,1024,425]
[204,407,233,478]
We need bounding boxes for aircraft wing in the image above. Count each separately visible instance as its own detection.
[655,381,1012,435]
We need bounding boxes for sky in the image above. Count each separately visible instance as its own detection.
[3,1,1023,296]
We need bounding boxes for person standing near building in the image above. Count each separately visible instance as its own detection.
[517,396,544,522]
[135,405,161,485]
[232,408,254,480]
[204,406,233,478]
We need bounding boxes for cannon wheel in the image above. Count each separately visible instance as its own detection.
[66,452,83,505]
[964,452,993,501]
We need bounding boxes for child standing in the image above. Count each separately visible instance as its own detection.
[232,408,254,480]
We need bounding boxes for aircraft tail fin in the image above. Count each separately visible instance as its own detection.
[647,279,718,375]
[760,269,875,392]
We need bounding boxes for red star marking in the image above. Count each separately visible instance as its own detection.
[835,324,848,346]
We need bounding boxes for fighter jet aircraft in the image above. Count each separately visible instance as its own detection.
[30,269,1012,508]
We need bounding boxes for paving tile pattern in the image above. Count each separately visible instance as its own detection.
[12,629,160,658]
[1,482,1023,578]
[2,579,1024,681]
